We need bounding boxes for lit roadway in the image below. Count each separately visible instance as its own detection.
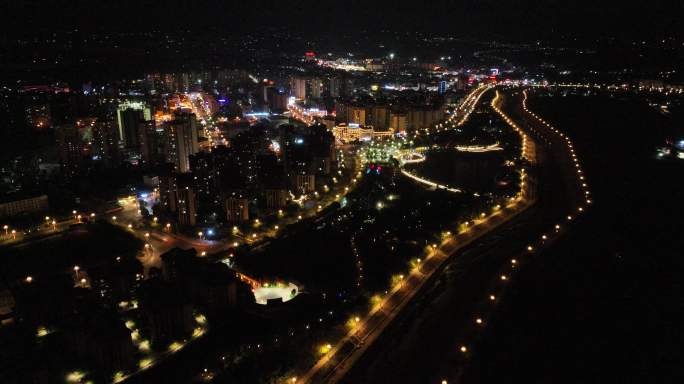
[338,88,589,384]
[298,88,539,384]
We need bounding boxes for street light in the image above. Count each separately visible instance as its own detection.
[198,231,204,240]
[11,229,16,239]
[4,225,8,236]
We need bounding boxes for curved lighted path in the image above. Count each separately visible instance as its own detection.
[397,85,491,194]
[296,88,537,384]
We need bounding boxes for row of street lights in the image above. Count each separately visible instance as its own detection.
[296,86,517,384]
[445,87,592,381]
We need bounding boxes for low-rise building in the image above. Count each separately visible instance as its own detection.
[0,194,48,218]
[331,124,394,144]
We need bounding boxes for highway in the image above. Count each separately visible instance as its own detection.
[338,88,587,384]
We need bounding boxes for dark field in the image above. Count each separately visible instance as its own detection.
[463,91,684,383]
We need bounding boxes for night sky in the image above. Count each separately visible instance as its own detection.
[1,0,682,41]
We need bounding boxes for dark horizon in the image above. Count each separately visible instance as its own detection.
[2,0,682,41]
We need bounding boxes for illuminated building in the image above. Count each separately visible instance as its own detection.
[328,77,342,98]
[348,106,367,125]
[226,195,249,223]
[310,77,323,99]
[116,101,151,146]
[439,80,447,94]
[159,172,197,226]
[407,106,444,132]
[332,124,394,144]
[390,112,408,133]
[290,76,307,100]
[163,113,199,173]
[296,174,316,193]
[91,120,123,167]
[176,184,198,227]
[289,76,324,101]
[25,102,51,130]
[370,105,389,130]
[189,152,221,213]
[265,189,288,210]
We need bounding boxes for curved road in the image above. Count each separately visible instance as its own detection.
[336,88,586,384]
[298,88,539,384]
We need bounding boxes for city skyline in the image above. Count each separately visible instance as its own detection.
[1,2,683,384]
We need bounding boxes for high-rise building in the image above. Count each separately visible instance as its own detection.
[55,124,86,175]
[290,76,307,100]
[439,80,447,94]
[176,185,197,226]
[91,120,122,167]
[309,78,323,99]
[162,173,198,226]
[163,113,199,173]
[296,174,316,194]
[264,189,288,210]
[328,77,342,98]
[225,195,249,223]
[349,106,367,125]
[266,87,288,112]
[116,101,152,147]
[390,112,408,133]
[371,106,389,130]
